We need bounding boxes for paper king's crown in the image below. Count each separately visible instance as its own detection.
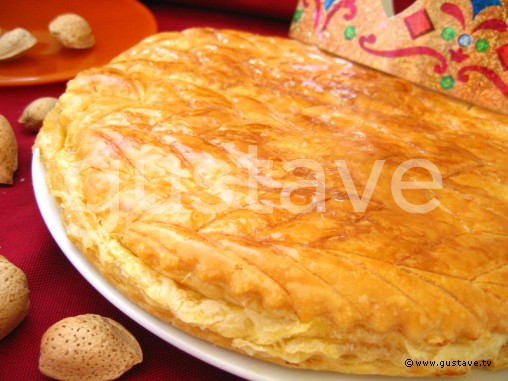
[290,0,508,115]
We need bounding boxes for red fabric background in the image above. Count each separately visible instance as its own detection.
[0,2,295,380]
[157,0,297,20]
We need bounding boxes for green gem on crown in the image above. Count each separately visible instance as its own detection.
[293,9,303,22]
[475,38,489,53]
[441,76,455,90]
[344,26,356,41]
[441,27,456,41]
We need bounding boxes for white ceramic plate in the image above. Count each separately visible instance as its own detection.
[32,149,507,381]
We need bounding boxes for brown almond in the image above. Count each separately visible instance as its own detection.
[0,115,18,184]
[39,314,143,381]
[19,97,58,132]
[0,28,36,61]
[49,13,95,49]
[0,256,30,340]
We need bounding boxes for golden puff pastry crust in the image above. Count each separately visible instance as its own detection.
[36,28,508,377]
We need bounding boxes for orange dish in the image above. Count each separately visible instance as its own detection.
[0,0,157,86]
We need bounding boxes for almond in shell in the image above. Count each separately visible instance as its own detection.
[0,115,18,184]
[19,97,58,132]
[39,314,143,381]
[0,256,30,340]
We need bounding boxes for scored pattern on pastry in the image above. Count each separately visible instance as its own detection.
[36,28,508,376]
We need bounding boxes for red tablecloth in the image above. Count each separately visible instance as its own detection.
[0,2,296,380]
